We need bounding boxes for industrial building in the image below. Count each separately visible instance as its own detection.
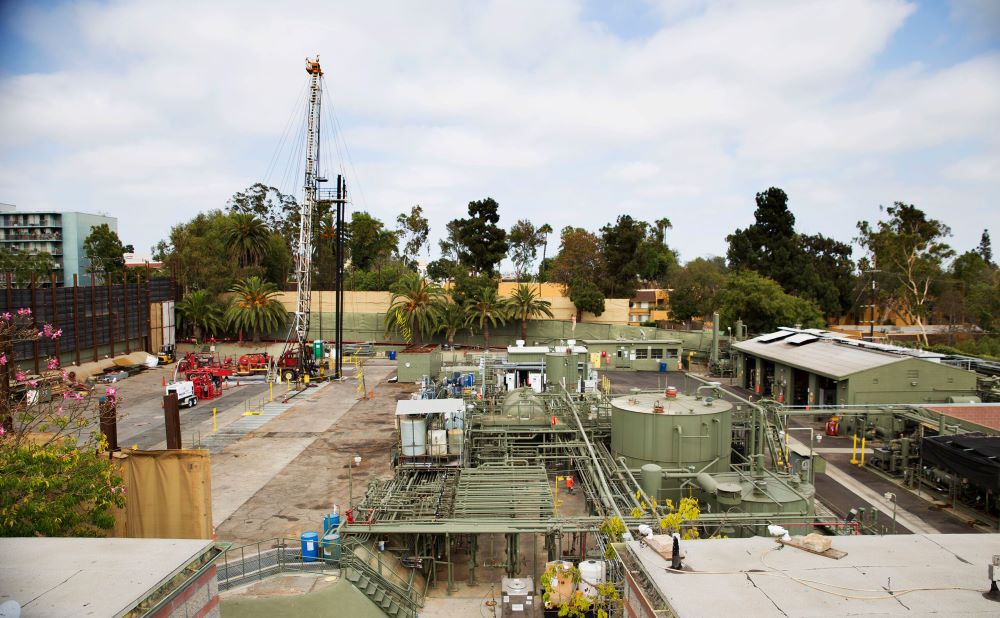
[0,203,118,285]
[583,338,684,372]
[732,329,979,405]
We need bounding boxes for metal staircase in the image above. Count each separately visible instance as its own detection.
[762,403,788,469]
[341,539,421,618]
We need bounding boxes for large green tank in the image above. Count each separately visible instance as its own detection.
[611,392,732,473]
[545,352,574,391]
[698,471,815,537]
[481,387,550,426]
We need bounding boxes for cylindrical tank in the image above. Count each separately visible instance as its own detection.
[546,560,575,607]
[428,429,447,456]
[578,560,606,598]
[400,417,427,456]
[640,463,663,501]
[545,352,574,391]
[447,428,464,455]
[321,532,341,563]
[611,392,732,473]
[502,388,548,422]
[734,473,815,537]
[300,531,319,563]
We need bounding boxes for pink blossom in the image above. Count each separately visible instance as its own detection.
[51,329,62,339]
[1,312,10,321]
[0,353,6,366]
[16,308,31,316]
[15,370,26,381]
[71,392,85,402]
[61,370,70,381]
[55,406,63,416]
[27,380,38,388]
[0,426,5,436]
[105,387,117,398]
[47,357,59,370]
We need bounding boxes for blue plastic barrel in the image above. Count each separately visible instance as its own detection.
[300,531,319,563]
[322,532,342,563]
[659,361,667,373]
[324,512,341,534]
[388,350,397,360]
[466,373,474,387]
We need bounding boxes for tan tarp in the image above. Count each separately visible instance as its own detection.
[112,449,213,539]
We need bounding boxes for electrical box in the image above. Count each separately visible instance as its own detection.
[501,577,534,617]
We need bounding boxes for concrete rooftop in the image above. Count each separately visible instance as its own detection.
[626,534,1000,617]
[0,537,216,618]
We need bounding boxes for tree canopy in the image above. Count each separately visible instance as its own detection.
[83,223,129,283]
[443,198,508,276]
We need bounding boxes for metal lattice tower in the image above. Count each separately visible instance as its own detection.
[293,56,323,365]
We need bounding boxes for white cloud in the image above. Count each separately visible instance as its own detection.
[0,0,997,264]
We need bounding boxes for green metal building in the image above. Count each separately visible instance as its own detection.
[396,344,443,383]
[733,331,978,405]
[582,339,683,372]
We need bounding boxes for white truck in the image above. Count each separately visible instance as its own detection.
[165,381,198,408]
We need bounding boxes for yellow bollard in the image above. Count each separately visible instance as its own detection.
[860,437,866,466]
[212,407,217,433]
[269,381,273,402]
[304,374,310,385]
[850,434,859,465]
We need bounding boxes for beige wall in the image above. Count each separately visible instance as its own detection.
[277,289,629,325]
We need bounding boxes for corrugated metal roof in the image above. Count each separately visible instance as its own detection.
[733,337,905,379]
[395,399,466,416]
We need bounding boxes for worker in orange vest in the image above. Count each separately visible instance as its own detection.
[566,475,574,495]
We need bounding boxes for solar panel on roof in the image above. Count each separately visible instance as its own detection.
[786,333,819,345]
[757,331,794,343]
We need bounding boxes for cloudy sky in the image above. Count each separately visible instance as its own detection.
[1,0,998,269]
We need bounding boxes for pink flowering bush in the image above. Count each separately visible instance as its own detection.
[1,309,125,537]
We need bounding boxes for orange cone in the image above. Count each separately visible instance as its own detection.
[162,376,166,387]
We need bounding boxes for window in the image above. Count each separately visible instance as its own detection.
[635,348,648,359]
[650,348,664,359]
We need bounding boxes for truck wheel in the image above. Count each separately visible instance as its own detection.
[283,370,296,382]
[191,397,198,408]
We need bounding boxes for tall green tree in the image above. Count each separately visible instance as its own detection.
[0,249,56,287]
[224,276,287,343]
[444,198,508,276]
[719,271,824,333]
[508,283,554,341]
[856,203,954,344]
[396,205,430,260]
[159,210,241,296]
[83,224,128,283]
[537,223,553,282]
[977,229,994,267]
[464,285,510,350]
[599,215,648,298]
[508,220,545,281]
[669,257,728,321]
[550,227,605,290]
[176,289,225,341]
[727,187,855,317]
[569,280,605,321]
[384,275,445,345]
[223,213,271,268]
[348,211,398,272]
[227,183,300,248]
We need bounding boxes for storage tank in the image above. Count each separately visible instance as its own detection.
[699,471,815,537]
[578,560,606,598]
[400,417,427,456]
[611,392,732,473]
[640,463,663,501]
[499,388,549,424]
[447,428,464,455]
[545,352,574,392]
[428,429,447,456]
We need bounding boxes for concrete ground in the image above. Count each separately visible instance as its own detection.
[213,361,404,544]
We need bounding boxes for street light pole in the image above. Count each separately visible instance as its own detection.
[348,454,362,511]
[884,492,897,534]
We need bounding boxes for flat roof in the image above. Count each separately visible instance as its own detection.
[611,392,732,415]
[395,398,465,416]
[926,405,1000,432]
[582,339,682,345]
[733,337,906,379]
[0,537,216,618]
[507,346,588,354]
[626,533,1000,617]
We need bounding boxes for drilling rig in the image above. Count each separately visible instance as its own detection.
[270,56,347,383]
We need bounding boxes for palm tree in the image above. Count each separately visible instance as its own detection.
[538,223,553,282]
[176,290,224,341]
[433,299,469,349]
[464,286,510,350]
[224,213,271,268]
[384,274,445,345]
[224,276,287,343]
[508,283,554,341]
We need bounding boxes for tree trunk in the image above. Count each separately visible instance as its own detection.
[447,331,455,348]
[483,322,490,350]
[521,318,528,342]
[252,328,260,344]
